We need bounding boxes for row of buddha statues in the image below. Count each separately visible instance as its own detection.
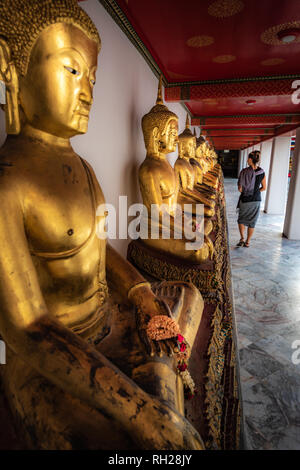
[139,76,222,264]
[0,0,224,451]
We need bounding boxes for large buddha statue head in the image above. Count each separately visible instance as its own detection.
[142,76,178,157]
[178,114,196,160]
[0,0,101,137]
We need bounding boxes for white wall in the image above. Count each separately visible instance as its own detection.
[283,128,300,239]
[260,140,273,206]
[0,0,187,257]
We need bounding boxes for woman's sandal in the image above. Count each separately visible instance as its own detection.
[236,239,245,247]
[244,241,250,248]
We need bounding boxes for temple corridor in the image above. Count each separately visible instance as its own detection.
[225,178,300,450]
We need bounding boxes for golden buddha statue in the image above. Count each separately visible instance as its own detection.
[175,115,216,217]
[210,149,222,176]
[194,136,219,190]
[206,147,220,177]
[138,78,212,263]
[190,133,217,200]
[0,0,204,450]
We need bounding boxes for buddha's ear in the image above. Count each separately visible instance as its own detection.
[151,127,160,153]
[0,38,21,135]
[152,127,159,139]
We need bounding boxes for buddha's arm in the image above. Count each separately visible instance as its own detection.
[106,242,146,299]
[182,186,214,206]
[106,243,177,357]
[139,169,164,210]
[0,191,199,449]
[177,167,213,206]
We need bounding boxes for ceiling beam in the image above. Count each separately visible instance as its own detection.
[165,78,298,102]
[203,128,275,137]
[192,114,300,128]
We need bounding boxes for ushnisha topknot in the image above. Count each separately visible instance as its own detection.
[0,0,101,76]
[178,114,195,141]
[142,75,178,149]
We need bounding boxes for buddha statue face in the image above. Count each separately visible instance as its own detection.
[178,136,196,159]
[158,118,178,154]
[18,23,98,138]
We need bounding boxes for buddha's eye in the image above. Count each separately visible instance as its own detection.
[64,66,80,76]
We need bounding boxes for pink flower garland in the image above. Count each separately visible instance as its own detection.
[146,317,196,400]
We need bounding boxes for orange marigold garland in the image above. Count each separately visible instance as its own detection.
[146,315,180,341]
[147,318,196,400]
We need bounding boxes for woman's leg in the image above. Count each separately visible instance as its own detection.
[238,223,245,241]
[246,227,255,246]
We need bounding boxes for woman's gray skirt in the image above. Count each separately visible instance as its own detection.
[237,200,261,228]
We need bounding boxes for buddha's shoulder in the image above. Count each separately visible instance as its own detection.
[139,157,170,175]
[174,158,188,170]
[139,158,159,175]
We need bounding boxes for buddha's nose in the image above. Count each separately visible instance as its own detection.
[79,76,93,106]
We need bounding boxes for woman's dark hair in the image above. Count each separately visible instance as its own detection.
[248,151,260,165]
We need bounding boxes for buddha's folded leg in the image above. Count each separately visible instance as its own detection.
[142,237,211,263]
[0,349,136,450]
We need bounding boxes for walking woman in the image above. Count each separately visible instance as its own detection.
[237,151,267,247]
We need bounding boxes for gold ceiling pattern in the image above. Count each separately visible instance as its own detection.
[208,0,244,19]
[213,55,236,63]
[261,58,286,66]
[186,35,215,48]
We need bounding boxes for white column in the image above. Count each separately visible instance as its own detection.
[283,128,300,239]
[260,140,273,205]
[242,149,248,168]
[246,147,252,166]
[264,136,291,214]
[254,143,262,152]
[238,150,244,176]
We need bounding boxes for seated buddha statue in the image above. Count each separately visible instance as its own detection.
[0,0,204,450]
[210,149,222,177]
[194,138,219,189]
[138,78,213,263]
[206,147,220,178]
[190,133,217,198]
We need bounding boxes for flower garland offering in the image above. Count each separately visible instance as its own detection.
[146,317,196,400]
[146,315,180,341]
[176,334,197,400]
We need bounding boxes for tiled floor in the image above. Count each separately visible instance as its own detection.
[224,178,300,450]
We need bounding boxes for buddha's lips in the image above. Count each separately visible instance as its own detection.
[76,109,90,118]
[75,105,91,117]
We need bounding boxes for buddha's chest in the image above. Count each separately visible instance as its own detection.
[159,162,177,197]
[175,160,195,189]
[22,156,104,254]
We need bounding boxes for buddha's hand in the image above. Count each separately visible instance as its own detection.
[133,396,205,450]
[128,283,179,357]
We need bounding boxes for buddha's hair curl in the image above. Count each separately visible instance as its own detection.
[142,103,178,149]
[0,0,101,76]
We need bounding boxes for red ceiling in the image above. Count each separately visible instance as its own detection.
[91,0,300,149]
[186,95,297,117]
[115,0,300,82]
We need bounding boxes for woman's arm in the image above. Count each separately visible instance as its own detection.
[260,175,267,192]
